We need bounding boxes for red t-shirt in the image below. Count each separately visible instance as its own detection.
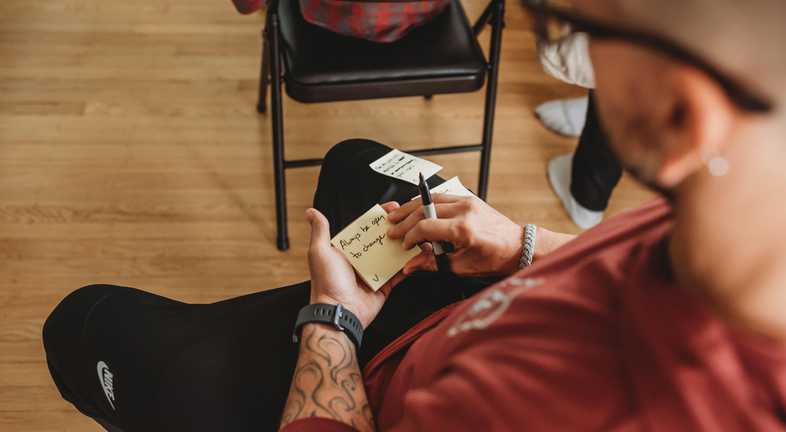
[284,200,786,431]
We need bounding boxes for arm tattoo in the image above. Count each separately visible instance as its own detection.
[280,324,375,431]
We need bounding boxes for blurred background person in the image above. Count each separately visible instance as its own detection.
[536,32,622,229]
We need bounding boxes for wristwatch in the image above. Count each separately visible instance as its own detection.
[292,303,364,349]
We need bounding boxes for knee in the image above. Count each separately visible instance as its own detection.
[323,138,388,172]
[43,284,123,351]
[43,285,129,423]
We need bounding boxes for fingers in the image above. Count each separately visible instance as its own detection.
[388,202,466,239]
[389,207,424,238]
[380,272,404,298]
[387,197,420,223]
[380,201,400,214]
[388,194,467,223]
[403,249,437,274]
[403,218,460,250]
[418,241,434,254]
[306,208,331,251]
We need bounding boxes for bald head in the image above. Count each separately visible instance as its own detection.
[578,0,786,109]
[565,0,786,198]
[566,0,786,339]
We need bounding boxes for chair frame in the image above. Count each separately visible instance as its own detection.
[258,0,506,251]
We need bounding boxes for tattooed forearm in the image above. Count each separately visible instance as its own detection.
[279,324,375,431]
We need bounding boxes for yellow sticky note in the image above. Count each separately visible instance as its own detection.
[330,204,420,291]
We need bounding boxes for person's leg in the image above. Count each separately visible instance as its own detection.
[44,139,491,431]
[548,92,622,229]
[313,138,448,236]
[43,284,196,431]
[43,282,310,432]
[43,277,485,432]
[569,92,622,212]
[43,284,150,432]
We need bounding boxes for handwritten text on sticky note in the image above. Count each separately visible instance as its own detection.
[370,149,442,185]
[331,204,420,291]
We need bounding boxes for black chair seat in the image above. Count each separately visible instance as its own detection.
[278,0,487,103]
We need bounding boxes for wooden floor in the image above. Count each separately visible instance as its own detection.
[0,1,651,430]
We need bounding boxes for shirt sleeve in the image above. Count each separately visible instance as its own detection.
[280,418,359,432]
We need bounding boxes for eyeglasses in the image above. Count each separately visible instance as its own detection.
[521,0,774,113]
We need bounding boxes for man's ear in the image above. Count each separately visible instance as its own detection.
[656,66,736,187]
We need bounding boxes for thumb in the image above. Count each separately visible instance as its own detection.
[306,208,331,249]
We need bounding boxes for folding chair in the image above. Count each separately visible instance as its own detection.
[258,0,506,250]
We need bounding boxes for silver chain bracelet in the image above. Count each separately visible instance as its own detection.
[518,224,538,269]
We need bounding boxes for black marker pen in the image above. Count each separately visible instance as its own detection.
[418,172,452,273]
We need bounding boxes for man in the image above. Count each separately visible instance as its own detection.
[44,0,786,431]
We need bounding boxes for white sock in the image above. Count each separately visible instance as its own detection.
[535,96,589,138]
[547,153,603,230]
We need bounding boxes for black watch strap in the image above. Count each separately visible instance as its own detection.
[292,304,363,349]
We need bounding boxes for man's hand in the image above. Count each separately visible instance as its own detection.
[281,207,404,432]
[387,195,524,277]
[306,204,406,328]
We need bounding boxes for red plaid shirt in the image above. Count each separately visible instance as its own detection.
[230,0,450,43]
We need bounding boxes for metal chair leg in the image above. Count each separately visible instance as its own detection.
[269,12,289,251]
[257,28,270,114]
[472,1,494,36]
[477,0,505,201]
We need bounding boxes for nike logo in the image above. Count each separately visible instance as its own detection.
[96,361,116,410]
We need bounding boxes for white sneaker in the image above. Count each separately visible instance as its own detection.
[535,97,589,138]
[547,154,603,230]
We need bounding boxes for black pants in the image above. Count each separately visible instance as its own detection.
[42,139,491,432]
[570,92,622,212]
